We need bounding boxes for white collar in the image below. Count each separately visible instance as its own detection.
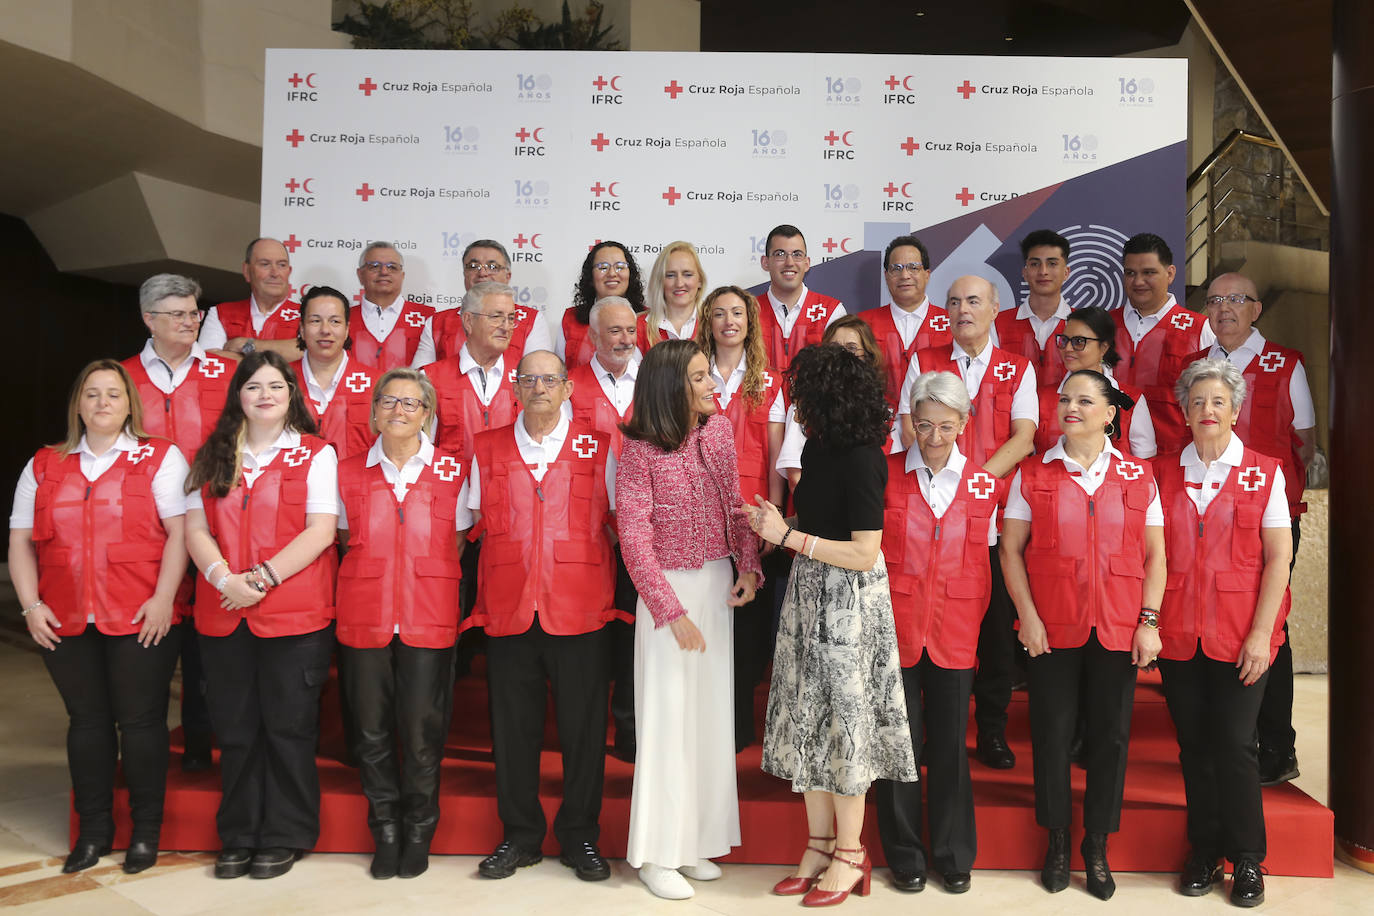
[1214,327,1266,356]
[951,338,992,364]
[302,351,348,390]
[1126,293,1178,323]
[458,343,505,379]
[142,337,210,367]
[590,352,639,382]
[513,411,570,450]
[77,431,139,459]
[1180,432,1244,470]
[362,295,406,314]
[1042,436,1123,468]
[890,297,930,321]
[767,282,810,312]
[366,431,434,469]
[905,441,966,476]
[1016,296,1071,322]
[250,294,289,317]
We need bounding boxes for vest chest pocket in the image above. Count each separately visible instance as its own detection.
[1232,502,1264,567]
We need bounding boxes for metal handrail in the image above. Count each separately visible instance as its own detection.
[1186,129,1281,190]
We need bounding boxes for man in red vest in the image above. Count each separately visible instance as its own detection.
[992,229,1075,390]
[199,238,303,362]
[860,234,953,407]
[757,224,845,370]
[351,242,435,370]
[1198,272,1315,787]
[467,349,620,883]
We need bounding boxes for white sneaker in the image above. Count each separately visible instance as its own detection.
[678,859,722,881]
[639,862,695,899]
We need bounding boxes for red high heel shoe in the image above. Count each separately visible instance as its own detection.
[801,846,871,907]
[772,835,835,895]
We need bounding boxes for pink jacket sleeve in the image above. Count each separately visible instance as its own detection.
[700,414,763,582]
[615,438,689,627]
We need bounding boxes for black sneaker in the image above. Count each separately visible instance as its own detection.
[560,841,611,881]
[1259,750,1299,787]
[478,840,542,879]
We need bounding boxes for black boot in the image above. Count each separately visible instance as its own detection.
[399,833,432,879]
[371,824,400,880]
[1041,828,1070,893]
[1082,832,1115,900]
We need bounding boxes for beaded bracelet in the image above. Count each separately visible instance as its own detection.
[262,560,282,587]
[781,526,795,550]
[21,599,45,617]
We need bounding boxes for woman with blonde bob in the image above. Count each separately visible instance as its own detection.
[639,241,706,352]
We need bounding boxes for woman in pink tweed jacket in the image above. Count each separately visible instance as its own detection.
[616,339,762,900]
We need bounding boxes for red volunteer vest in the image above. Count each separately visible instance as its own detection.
[919,344,1032,468]
[882,456,997,668]
[469,423,617,637]
[350,300,434,370]
[425,356,520,462]
[431,305,539,363]
[561,309,598,370]
[634,311,696,354]
[758,289,842,370]
[122,353,232,459]
[1156,447,1290,663]
[1019,454,1154,651]
[214,299,301,341]
[335,451,465,648]
[860,304,953,408]
[715,367,783,503]
[30,440,185,635]
[194,435,337,637]
[567,363,632,457]
[1112,305,1204,453]
[293,359,378,460]
[995,309,1068,390]
[1034,380,1146,455]
[1188,341,1307,517]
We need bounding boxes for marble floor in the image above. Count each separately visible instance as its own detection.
[0,629,1365,914]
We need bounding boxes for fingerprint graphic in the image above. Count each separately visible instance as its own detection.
[1019,224,1129,309]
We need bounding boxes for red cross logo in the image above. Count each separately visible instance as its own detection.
[955,187,975,206]
[355,183,375,202]
[572,434,599,458]
[405,310,427,328]
[967,471,996,498]
[1259,351,1286,372]
[824,130,840,146]
[515,127,531,142]
[883,182,900,197]
[514,307,529,322]
[1170,311,1195,330]
[662,186,681,206]
[592,75,609,90]
[283,445,312,468]
[993,361,1018,381]
[353,289,365,306]
[590,132,609,151]
[278,308,300,321]
[513,233,530,248]
[344,371,372,394]
[957,80,977,99]
[433,455,461,481]
[929,314,949,331]
[664,80,684,99]
[285,178,301,193]
[286,129,305,148]
[126,444,156,465]
[590,182,607,196]
[822,237,839,253]
[358,77,378,96]
[1238,466,1267,491]
[508,368,519,385]
[199,357,226,379]
[282,234,301,253]
[288,73,304,88]
[900,137,920,155]
[763,371,776,388]
[806,303,828,322]
[885,75,901,90]
[1115,460,1144,481]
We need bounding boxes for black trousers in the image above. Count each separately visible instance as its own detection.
[608,543,638,751]
[1159,644,1270,863]
[340,638,456,842]
[178,621,213,751]
[875,658,977,874]
[43,626,183,845]
[973,546,1019,736]
[199,620,335,849]
[1026,630,1136,833]
[486,619,609,851]
[1256,519,1301,759]
[733,547,785,749]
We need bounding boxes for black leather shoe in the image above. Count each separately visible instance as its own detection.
[250,847,302,879]
[478,840,542,878]
[123,840,159,874]
[1230,859,1265,907]
[1180,850,1222,895]
[1259,750,1299,787]
[608,742,636,763]
[942,871,972,893]
[560,841,611,881]
[398,839,431,879]
[1082,832,1115,900]
[371,842,399,879]
[976,732,1016,769]
[1041,828,1070,893]
[214,846,253,879]
[63,840,111,873]
[891,869,927,892]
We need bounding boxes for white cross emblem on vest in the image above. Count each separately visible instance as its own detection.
[967,471,996,499]
[993,361,1017,382]
[1258,351,1286,372]
[199,357,226,379]
[283,445,312,467]
[1238,466,1267,492]
[279,308,300,321]
[515,307,529,322]
[507,367,519,385]
[805,303,828,322]
[126,444,155,465]
[405,309,427,328]
[762,371,775,388]
[1115,460,1144,481]
[433,455,461,481]
[344,371,372,394]
[928,314,949,331]
[572,434,599,458]
[1170,311,1195,331]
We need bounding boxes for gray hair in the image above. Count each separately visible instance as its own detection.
[588,296,634,331]
[139,273,202,312]
[359,241,403,269]
[462,239,511,266]
[1175,357,1247,410]
[461,280,516,315]
[243,237,287,264]
[516,349,567,376]
[908,370,972,419]
[371,367,437,437]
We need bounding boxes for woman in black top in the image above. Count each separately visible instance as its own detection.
[750,343,917,907]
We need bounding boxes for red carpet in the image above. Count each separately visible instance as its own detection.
[87,666,1333,876]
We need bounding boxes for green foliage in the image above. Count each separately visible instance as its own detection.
[334,0,621,51]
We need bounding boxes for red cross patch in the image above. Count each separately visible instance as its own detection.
[762,370,775,388]
[433,455,461,481]
[806,303,829,322]
[283,445,312,467]
[1258,351,1286,372]
[993,361,1017,382]
[279,308,300,321]
[404,310,427,328]
[1238,466,1266,491]
[199,357,226,379]
[515,307,529,322]
[1115,460,1144,481]
[1170,311,1195,331]
[572,434,599,458]
[507,367,518,385]
[967,471,996,499]
[126,444,156,465]
[344,371,372,394]
[928,314,949,331]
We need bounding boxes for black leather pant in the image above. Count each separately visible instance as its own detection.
[339,638,456,842]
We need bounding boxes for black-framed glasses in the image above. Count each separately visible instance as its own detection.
[147,308,204,323]
[464,260,509,273]
[1205,293,1259,306]
[1054,333,1103,351]
[769,249,808,262]
[516,373,567,389]
[376,395,425,413]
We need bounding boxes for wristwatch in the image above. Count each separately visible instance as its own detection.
[240,340,257,354]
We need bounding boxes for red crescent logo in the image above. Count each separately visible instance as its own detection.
[608,181,620,197]
[305,73,318,88]
[902,75,916,91]
[532,127,544,142]
[610,75,623,91]
[302,178,315,193]
[530,233,542,249]
[900,182,912,198]
[839,237,854,253]
[841,130,853,146]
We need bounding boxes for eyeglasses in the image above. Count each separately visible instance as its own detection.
[471,310,518,327]
[914,421,960,437]
[361,261,403,273]
[886,263,926,275]
[769,250,808,262]
[593,261,628,274]
[516,373,567,389]
[1054,333,1103,351]
[376,395,425,413]
[1205,293,1259,306]
[464,260,509,273]
[148,309,204,323]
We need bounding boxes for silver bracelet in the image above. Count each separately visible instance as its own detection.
[204,559,228,585]
[21,599,44,617]
[213,572,232,593]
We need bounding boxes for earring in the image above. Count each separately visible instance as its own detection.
[1104,420,1116,438]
